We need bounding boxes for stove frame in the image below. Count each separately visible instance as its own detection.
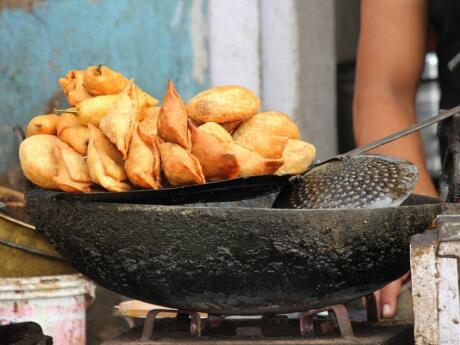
[411,204,460,344]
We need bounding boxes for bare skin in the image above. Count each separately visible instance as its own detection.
[354,0,437,319]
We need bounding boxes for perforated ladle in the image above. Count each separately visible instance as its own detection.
[277,105,460,209]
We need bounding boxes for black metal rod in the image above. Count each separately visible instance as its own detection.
[0,237,64,260]
[347,105,460,156]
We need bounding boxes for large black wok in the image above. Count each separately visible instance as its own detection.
[26,187,441,315]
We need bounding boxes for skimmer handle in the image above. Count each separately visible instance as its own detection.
[347,105,460,156]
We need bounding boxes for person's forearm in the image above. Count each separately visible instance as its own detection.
[354,90,438,197]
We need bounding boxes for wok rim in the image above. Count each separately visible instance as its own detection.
[62,198,442,212]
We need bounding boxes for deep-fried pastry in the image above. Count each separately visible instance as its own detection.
[26,114,59,137]
[187,86,260,124]
[19,134,59,190]
[198,122,233,142]
[99,80,139,159]
[83,65,159,107]
[75,94,119,126]
[125,124,161,189]
[57,113,89,155]
[53,140,92,192]
[138,107,160,144]
[158,141,205,186]
[233,111,300,140]
[87,124,130,192]
[190,122,239,181]
[157,81,189,149]
[58,70,92,106]
[236,134,288,159]
[276,139,316,175]
[222,142,283,177]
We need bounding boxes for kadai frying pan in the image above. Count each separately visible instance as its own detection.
[26,186,441,315]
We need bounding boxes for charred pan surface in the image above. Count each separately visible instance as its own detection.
[26,188,441,315]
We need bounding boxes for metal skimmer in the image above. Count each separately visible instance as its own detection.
[279,105,460,209]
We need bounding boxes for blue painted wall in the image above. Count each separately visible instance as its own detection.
[0,0,209,175]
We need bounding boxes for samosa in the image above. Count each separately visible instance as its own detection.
[198,122,233,142]
[236,134,288,159]
[99,80,139,159]
[189,121,239,181]
[87,124,130,192]
[222,142,284,177]
[57,113,89,155]
[233,111,300,140]
[19,135,59,190]
[53,140,92,193]
[276,139,316,175]
[187,86,260,124]
[125,124,161,189]
[157,81,189,149]
[158,141,205,186]
[138,107,160,145]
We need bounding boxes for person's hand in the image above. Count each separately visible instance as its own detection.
[373,272,410,319]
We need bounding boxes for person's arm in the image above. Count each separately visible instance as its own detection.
[354,0,436,320]
[354,0,437,198]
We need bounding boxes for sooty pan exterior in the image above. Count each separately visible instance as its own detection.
[26,188,441,315]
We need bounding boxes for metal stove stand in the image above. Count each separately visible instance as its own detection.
[411,203,460,344]
[103,302,413,345]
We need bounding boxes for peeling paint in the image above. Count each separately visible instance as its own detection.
[0,0,44,11]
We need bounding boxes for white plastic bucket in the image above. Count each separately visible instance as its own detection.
[0,274,95,345]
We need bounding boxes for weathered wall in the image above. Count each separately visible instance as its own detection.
[0,0,209,175]
[260,0,337,160]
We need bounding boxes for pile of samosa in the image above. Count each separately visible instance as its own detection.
[19,65,316,193]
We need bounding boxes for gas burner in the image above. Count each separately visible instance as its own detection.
[103,299,413,345]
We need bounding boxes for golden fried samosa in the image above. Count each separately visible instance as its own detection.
[53,140,92,193]
[125,125,161,189]
[220,121,241,133]
[19,134,59,190]
[198,122,233,142]
[87,124,130,192]
[187,86,260,124]
[26,114,59,137]
[222,142,283,177]
[157,81,189,149]
[136,89,159,108]
[276,139,316,175]
[99,80,139,159]
[83,65,159,107]
[236,134,288,159]
[158,141,205,186]
[58,70,92,106]
[138,107,160,144]
[233,111,300,140]
[138,106,160,122]
[189,122,239,181]
[56,113,80,134]
[57,113,89,155]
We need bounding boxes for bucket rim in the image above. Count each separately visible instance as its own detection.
[0,274,95,300]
